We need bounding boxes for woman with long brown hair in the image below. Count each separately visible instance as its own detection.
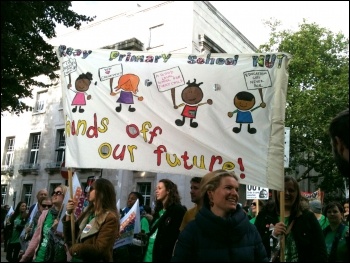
[143,178,186,262]
[63,178,120,262]
[254,176,327,262]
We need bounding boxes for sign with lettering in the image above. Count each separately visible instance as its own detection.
[246,185,269,200]
[55,46,291,191]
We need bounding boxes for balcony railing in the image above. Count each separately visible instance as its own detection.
[1,165,14,176]
[18,163,40,175]
[45,162,62,174]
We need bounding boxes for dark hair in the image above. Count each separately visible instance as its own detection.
[143,205,152,214]
[235,91,255,101]
[10,201,27,225]
[154,179,181,216]
[80,178,119,228]
[190,177,202,184]
[130,192,144,205]
[77,72,93,81]
[329,109,349,149]
[324,201,344,215]
[255,199,266,207]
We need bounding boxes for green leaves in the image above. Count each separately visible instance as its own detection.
[1,1,95,114]
[260,19,349,201]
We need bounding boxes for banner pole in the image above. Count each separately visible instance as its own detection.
[68,168,76,245]
[279,191,285,262]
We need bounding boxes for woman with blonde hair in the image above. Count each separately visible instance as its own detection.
[249,199,265,224]
[171,170,268,262]
[63,178,120,262]
[20,184,68,262]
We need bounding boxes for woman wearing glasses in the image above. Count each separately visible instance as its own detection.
[63,178,120,262]
[249,199,265,224]
[20,185,68,262]
[19,196,53,260]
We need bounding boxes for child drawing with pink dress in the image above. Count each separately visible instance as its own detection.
[67,72,93,113]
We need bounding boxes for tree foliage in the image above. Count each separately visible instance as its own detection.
[258,20,349,202]
[1,1,95,115]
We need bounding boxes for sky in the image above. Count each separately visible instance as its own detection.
[54,1,349,48]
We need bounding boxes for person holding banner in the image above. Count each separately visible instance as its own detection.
[63,178,120,262]
[254,176,327,262]
[143,179,186,262]
[171,170,268,262]
[19,196,53,260]
[20,185,67,262]
[114,191,149,262]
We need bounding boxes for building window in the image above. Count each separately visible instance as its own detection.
[34,91,47,113]
[147,24,164,50]
[1,185,8,205]
[198,34,225,54]
[3,137,15,167]
[29,133,41,165]
[22,184,33,208]
[56,129,65,164]
[138,182,152,206]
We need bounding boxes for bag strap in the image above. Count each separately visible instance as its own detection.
[328,223,346,261]
[285,220,295,235]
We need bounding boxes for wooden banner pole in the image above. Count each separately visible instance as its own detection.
[279,191,285,262]
[68,168,76,245]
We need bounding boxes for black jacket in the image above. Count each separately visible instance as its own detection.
[149,203,186,262]
[171,205,268,262]
[254,208,327,262]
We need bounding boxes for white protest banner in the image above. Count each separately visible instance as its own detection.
[57,172,83,232]
[246,185,269,200]
[55,47,291,191]
[113,199,140,249]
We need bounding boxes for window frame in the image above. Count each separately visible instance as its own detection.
[34,91,47,113]
[22,184,33,208]
[29,133,41,165]
[137,182,152,206]
[4,137,15,167]
[1,185,8,206]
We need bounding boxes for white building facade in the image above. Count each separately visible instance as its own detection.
[1,1,257,210]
